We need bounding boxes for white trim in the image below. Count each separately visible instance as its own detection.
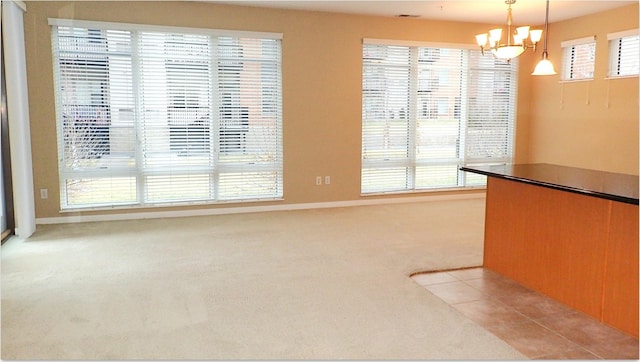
[11,1,26,12]
[48,18,283,39]
[363,38,477,50]
[607,29,639,41]
[36,192,486,224]
[605,75,639,80]
[360,186,485,197]
[3,0,36,238]
[558,79,594,84]
[560,36,596,48]
[59,196,284,213]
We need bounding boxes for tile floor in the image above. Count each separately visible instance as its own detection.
[411,267,639,360]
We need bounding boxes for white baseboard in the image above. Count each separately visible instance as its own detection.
[35,192,486,225]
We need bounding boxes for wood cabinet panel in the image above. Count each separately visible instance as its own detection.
[484,177,610,317]
[603,202,639,337]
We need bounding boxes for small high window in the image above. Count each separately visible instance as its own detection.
[608,29,639,78]
[561,36,596,81]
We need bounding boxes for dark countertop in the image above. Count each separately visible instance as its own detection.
[461,163,639,205]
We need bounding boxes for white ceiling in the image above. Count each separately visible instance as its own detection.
[205,0,636,25]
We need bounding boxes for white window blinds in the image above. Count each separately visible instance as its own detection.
[561,36,596,81]
[608,29,639,77]
[50,19,283,209]
[361,40,517,194]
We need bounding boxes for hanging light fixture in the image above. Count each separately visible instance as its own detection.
[475,0,543,63]
[532,0,557,75]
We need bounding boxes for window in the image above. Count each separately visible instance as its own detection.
[50,19,283,209]
[608,29,639,77]
[361,40,517,194]
[561,36,596,81]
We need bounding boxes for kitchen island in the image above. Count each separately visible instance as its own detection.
[461,163,638,337]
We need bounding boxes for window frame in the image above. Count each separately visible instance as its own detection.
[50,18,284,210]
[361,39,518,195]
[607,29,639,78]
[560,36,597,81]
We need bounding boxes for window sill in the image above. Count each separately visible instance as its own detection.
[559,78,594,83]
[605,75,639,80]
[59,197,285,213]
[361,185,486,197]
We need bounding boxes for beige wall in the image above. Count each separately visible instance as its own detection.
[22,1,638,220]
[527,4,639,175]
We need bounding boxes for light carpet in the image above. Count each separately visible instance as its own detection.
[1,198,526,360]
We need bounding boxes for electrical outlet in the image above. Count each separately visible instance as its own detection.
[324,176,331,185]
[40,189,48,199]
[315,176,322,185]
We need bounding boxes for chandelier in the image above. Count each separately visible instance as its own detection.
[475,0,542,63]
